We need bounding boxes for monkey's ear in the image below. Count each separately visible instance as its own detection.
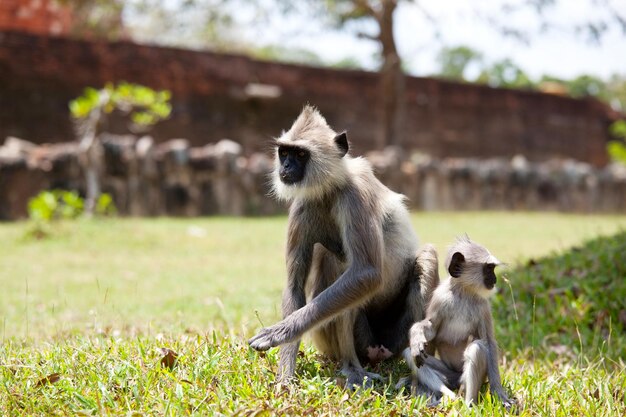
[334,131,349,157]
[449,252,465,278]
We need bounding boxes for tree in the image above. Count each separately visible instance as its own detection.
[322,0,408,147]
[59,0,626,148]
[436,46,483,81]
[476,58,534,89]
[69,83,172,215]
[566,74,609,100]
[606,74,626,111]
[301,0,626,147]
[57,0,126,39]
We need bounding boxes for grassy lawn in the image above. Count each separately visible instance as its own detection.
[1,212,625,415]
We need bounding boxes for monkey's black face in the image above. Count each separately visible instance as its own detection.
[278,145,310,184]
[483,263,497,289]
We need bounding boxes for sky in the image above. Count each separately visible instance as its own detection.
[231,0,626,81]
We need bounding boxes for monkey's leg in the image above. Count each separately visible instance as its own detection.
[422,355,462,391]
[307,244,343,357]
[277,286,306,383]
[382,246,439,356]
[400,348,457,400]
[459,340,488,406]
[307,248,380,388]
[274,244,322,383]
[336,310,383,389]
[353,311,378,364]
[311,309,382,388]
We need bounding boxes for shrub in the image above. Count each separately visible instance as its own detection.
[26,190,116,239]
[608,120,626,165]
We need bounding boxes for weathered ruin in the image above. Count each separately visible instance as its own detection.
[1,135,624,220]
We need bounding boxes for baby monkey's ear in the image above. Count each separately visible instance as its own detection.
[449,252,465,278]
[334,131,349,157]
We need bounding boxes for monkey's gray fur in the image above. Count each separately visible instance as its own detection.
[407,236,516,409]
[248,105,438,388]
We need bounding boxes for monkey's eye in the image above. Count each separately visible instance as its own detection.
[279,149,288,157]
[298,151,306,158]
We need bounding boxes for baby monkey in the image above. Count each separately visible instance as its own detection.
[407,236,516,409]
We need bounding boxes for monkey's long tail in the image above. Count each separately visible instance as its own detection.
[401,348,456,399]
[416,244,440,305]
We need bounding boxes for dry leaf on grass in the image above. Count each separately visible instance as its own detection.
[160,348,179,370]
[35,373,61,387]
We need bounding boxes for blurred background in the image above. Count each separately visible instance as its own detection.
[1,6,626,411]
[1,0,625,219]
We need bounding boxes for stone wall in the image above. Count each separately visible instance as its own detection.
[0,30,615,166]
[1,136,624,220]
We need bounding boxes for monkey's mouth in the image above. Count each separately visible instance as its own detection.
[280,174,298,185]
[484,277,496,289]
[279,171,304,185]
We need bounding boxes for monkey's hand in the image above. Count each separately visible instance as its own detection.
[409,321,432,367]
[248,319,300,351]
[495,392,518,412]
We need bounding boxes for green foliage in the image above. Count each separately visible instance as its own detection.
[27,190,84,222]
[57,0,125,40]
[567,74,609,99]
[69,82,172,128]
[251,45,325,66]
[95,192,117,216]
[606,74,626,111]
[436,45,483,81]
[330,56,363,70]
[68,87,101,119]
[433,45,625,113]
[26,190,116,239]
[495,230,626,358]
[608,120,626,165]
[610,119,626,138]
[2,215,626,416]
[477,58,534,89]
[607,141,626,165]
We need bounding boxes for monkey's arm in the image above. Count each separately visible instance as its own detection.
[248,203,316,383]
[248,195,384,350]
[409,305,441,366]
[479,311,516,409]
[276,230,315,382]
[248,247,382,351]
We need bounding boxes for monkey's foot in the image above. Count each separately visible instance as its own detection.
[366,345,393,366]
[340,363,382,390]
[395,376,411,390]
[409,383,443,407]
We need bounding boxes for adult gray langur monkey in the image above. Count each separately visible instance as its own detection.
[248,105,439,387]
[407,236,516,409]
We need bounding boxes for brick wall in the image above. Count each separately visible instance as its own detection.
[0,30,615,165]
[0,0,71,36]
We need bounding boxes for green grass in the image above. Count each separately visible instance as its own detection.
[1,213,625,416]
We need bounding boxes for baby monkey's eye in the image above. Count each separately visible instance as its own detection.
[298,151,306,157]
[280,150,288,157]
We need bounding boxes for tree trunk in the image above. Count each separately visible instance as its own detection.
[377,0,405,148]
[78,93,108,216]
[80,133,105,217]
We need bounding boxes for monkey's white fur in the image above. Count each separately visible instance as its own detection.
[250,105,434,388]
[272,106,350,202]
[444,235,500,298]
[407,236,515,409]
